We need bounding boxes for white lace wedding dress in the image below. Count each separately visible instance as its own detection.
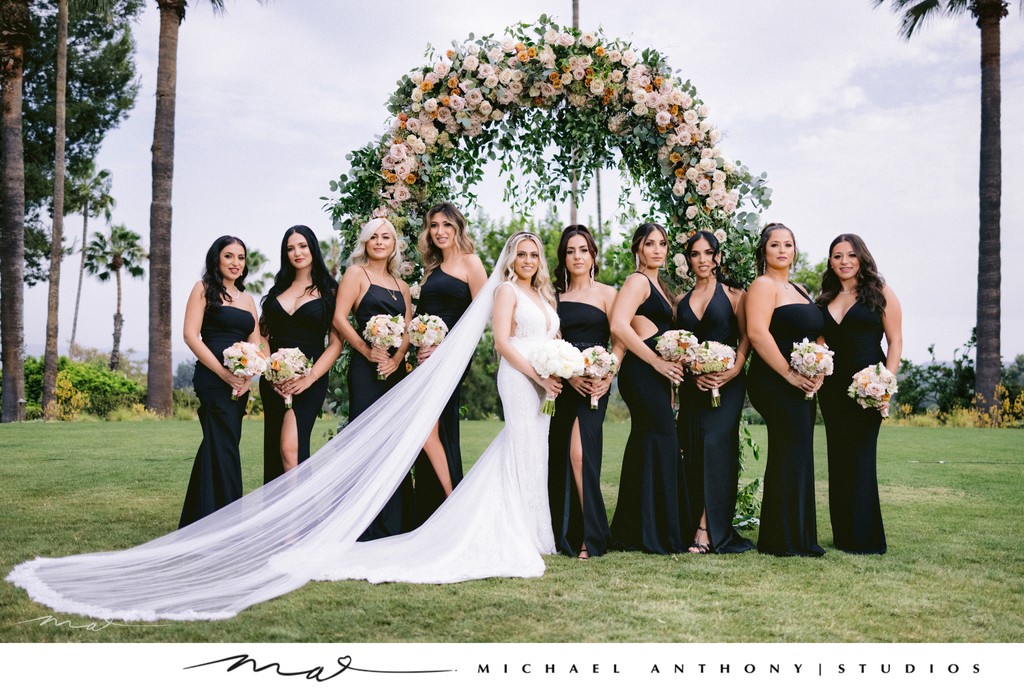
[7,243,560,621]
[306,282,558,583]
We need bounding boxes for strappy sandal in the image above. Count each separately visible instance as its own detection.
[578,545,590,561]
[688,526,711,554]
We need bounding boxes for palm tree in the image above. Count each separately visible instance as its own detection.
[148,0,263,415]
[85,224,146,371]
[41,0,70,416]
[244,247,274,295]
[66,163,115,353]
[874,0,1013,405]
[0,0,31,422]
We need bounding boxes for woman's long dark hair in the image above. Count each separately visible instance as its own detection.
[202,235,248,310]
[684,230,743,289]
[553,224,600,293]
[754,222,798,277]
[632,222,674,303]
[816,233,887,315]
[259,225,338,336]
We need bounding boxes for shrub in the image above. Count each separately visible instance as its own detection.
[23,355,145,418]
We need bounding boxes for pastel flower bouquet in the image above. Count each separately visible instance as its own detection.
[688,340,736,407]
[655,329,699,365]
[529,339,585,415]
[363,314,406,380]
[263,348,313,409]
[848,362,899,418]
[789,338,834,400]
[408,313,449,356]
[222,341,267,399]
[579,345,619,410]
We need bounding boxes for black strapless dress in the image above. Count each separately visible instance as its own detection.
[411,267,472,527]
[676,283,755,554]
[610,277,692,554]
[180,304,254,528]
[747,284,825,557]
[820,301,887,554]
[260,295,332,484]
[547,298,613,557]
[351,283,413,540]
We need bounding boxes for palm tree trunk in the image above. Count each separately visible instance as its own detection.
[70,201,89,352]
[0,0,30,423]
[42,0,70,416]
[110,267,122,371]
[147,1,185,415]
[974,0,1005,406]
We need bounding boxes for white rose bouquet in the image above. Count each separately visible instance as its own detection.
[263,347,313,409]
[408,314,449,349]
[688,340,736,408]
[789,338,834,400]
[848,363,899,418]
[222,341,267,399]
[363,314,406,380]
[528,339,584,415]
[579,346,619,410]
[655,329,699,364]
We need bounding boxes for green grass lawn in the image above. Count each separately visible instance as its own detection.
[0,418,1021,643]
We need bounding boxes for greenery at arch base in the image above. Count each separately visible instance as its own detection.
[325,15,772,286]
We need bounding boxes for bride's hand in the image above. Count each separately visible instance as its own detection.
[538,375,562,399]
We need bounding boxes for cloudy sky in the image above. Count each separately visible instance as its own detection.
[22,0,1024,365]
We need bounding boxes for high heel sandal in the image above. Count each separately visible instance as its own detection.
[688,526,710,554]
[578,545,590,561]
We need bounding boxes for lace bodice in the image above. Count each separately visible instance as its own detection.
[506,282,559,344]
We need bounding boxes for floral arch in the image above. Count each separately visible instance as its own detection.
[325,16,771,286]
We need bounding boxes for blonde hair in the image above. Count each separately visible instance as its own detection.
[501,232,555,307]
[419,202,474,276]
[347,218,403,277]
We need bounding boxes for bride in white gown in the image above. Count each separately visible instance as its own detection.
[314,231,561,583]
[7,231,563,621]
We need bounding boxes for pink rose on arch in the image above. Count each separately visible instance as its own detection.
[393,185,411,202]
[484,75,499,89]
[655,111,672,127]
[463,55,480,71]
[405,118,421,133]
[696,178,712,195]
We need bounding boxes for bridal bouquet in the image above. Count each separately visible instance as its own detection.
[655,329,699,364]
[789,338,834,400]
[363,314,406,380]
[688,341,736,408]
[848,363,899,418]
[408,314,449,349]
[264,348,313,409]
[222,341,267,399]
[529,339,585,415]
[580,346,619,410]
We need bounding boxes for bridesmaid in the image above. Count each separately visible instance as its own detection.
[259,225,342,484]
[676,231,755,555]
[411,203,487,526]
[333,217,414,539]
[609,222,692,554]
[745,222,825,557]
[547,225,622,560]
[180,236,262,528]
[816,234,902,554]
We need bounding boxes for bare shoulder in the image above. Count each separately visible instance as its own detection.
[747,276,774,295]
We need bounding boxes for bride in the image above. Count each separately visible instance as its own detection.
[7,231,563,620]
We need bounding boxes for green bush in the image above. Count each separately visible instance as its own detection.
[23,355,145,418]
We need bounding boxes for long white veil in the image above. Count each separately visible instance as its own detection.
[6,243,514,622]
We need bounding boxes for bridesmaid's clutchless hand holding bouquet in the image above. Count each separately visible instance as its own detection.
[580,345,619,410]
[789,338,834,399]
[222,341,267,399]
[363,314,406,380]
[848,362,899,418]
[264,348,313,408]
[688,340,736,407]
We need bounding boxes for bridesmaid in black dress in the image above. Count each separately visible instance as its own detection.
[816,234,902,554]
[746,222,825,557]
[180,236,263,528]
[676,231,755,554]
[610,222,692,554]
[333,217,414,540]
[547,225,622,559]
[259,225,342,484]
[411,203,487,526]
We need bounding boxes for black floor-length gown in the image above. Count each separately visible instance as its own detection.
[179,305,254,528]
[819,301,887,554]
[610,277,692,554]
[351,282,413,540]
[260,295,332,484]
[547,299,613,557]
[411,267,472,527]
[676,283,755,554]
[747,284,825,557]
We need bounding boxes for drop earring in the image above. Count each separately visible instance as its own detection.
[589,264,595,286]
